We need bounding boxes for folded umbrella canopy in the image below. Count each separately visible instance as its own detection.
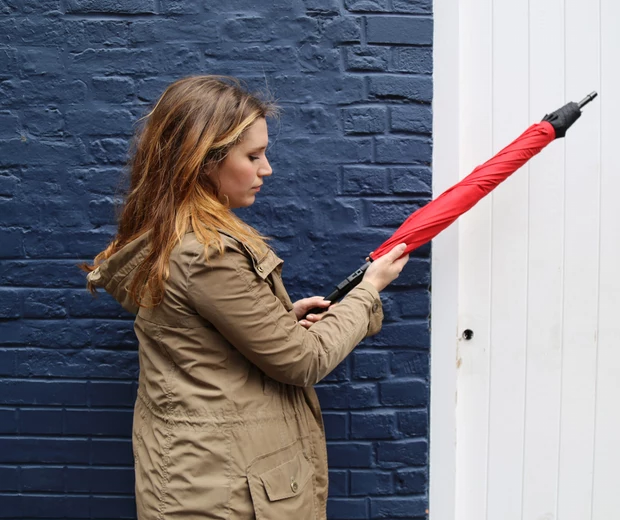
[313,93,598,308]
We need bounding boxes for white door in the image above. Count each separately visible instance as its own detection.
[431,0,620,519]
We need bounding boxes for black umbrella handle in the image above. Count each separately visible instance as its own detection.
[543,91,598,138]
[305,261,371,317]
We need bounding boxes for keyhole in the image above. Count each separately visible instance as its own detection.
[462,329,474,340]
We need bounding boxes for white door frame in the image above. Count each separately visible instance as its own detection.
[429,0,460,518]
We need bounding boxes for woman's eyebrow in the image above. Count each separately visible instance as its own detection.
[247,144,268,152]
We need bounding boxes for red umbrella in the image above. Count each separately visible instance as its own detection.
[315,93,597,307]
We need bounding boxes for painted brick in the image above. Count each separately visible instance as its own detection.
[370,496,428,518]
[272,75,365,104]
[322,412,349,440]
[323,17,361,43]
[88,137,132,164]
[1,319,92,347]
[160,0,201,15]
[223,17,273,43]
[21,107,64,136]
[64,409,133,436]
[393,0,433,14]
[0,172,20,197]
[19,409,64,435]
[343,106,386,134]
[65,0,156,14]
[298,44,341,73]
[21,0,62,14]
[299,105,340,134]
[21,466,65,492]
[345,0,389,12]
[391,351,429,377]
[392,47,433,74]
[66,109,134,137]
[65,466,135,494]
[375,135,432,164]
[391,104,432,134]
[68,290,132,319]
[342,166,388,195]
[0,112,19,139]
[391,165,432,195]
[395,468,427,494]
[0,380,88,406]
[0,350,16,377]
[380,379,428,406]
[369,75,433,103]
[367,15,433,45]
[367,200,423,227]
[91,438,133,466]
[0,229,23,258]
[89,381,135,408]
[0,409,17,433]
[351,411,398,439]
[13,349,138,379]
[0,289,20,318]
[90,496,137,519]
[303,0,340,14]
[1,78,88,107]
[329,469,348,496]
[352,351,390,380]
[0,438,90,464]
[0,46,18,74]
[350,470,393,495]
[22,289,67,319]
[316,382,379,409]
[398,410,428,437]
[376,439,428,467]
[345,46,389,71]
[0,261,88,288]
[327,442,373,468]
[0,466,19,491]
[68,48,158,76]
[2,494,90,518]
[18,47,63,77]
[327,498,368,519]
[0,138,87,168]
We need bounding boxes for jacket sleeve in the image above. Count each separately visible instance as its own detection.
[187,244,383,387]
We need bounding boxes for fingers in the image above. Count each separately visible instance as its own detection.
[299,319,312,329]
[387,243,408,261]
[303,296,331,308]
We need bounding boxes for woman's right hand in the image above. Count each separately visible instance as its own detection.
[362,243,409,292]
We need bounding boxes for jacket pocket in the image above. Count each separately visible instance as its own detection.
[248,448,316,520]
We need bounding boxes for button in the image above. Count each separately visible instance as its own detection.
[372,302,379,313]
[290,477,298,493]
[257,265,263,272]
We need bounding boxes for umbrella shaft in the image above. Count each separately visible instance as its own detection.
[305,261,371,317]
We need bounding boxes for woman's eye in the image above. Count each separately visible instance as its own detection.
[249,155,259,161]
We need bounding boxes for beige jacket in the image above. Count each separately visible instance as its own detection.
[87,229,383,519]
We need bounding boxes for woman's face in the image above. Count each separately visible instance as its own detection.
[213,118,272,208]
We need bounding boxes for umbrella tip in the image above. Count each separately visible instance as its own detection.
[578,91,598,109]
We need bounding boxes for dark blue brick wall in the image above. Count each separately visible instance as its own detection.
[0,1,432,518]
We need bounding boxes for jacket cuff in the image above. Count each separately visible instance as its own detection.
[353,280,383,337]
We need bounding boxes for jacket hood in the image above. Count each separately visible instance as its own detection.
[86,231,152,315]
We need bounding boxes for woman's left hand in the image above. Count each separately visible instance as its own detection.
[293,296,332,329]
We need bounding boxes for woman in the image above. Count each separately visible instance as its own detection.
[84,76,409,519]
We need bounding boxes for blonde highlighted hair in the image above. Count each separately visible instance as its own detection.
[83,75,278,307]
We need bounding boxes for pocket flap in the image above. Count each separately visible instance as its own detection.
[259,452,312,502]
[251,248,283,281]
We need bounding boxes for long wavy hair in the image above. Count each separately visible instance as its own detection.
[82,75,278,307]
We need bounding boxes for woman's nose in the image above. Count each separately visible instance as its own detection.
[260,157,273,177]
